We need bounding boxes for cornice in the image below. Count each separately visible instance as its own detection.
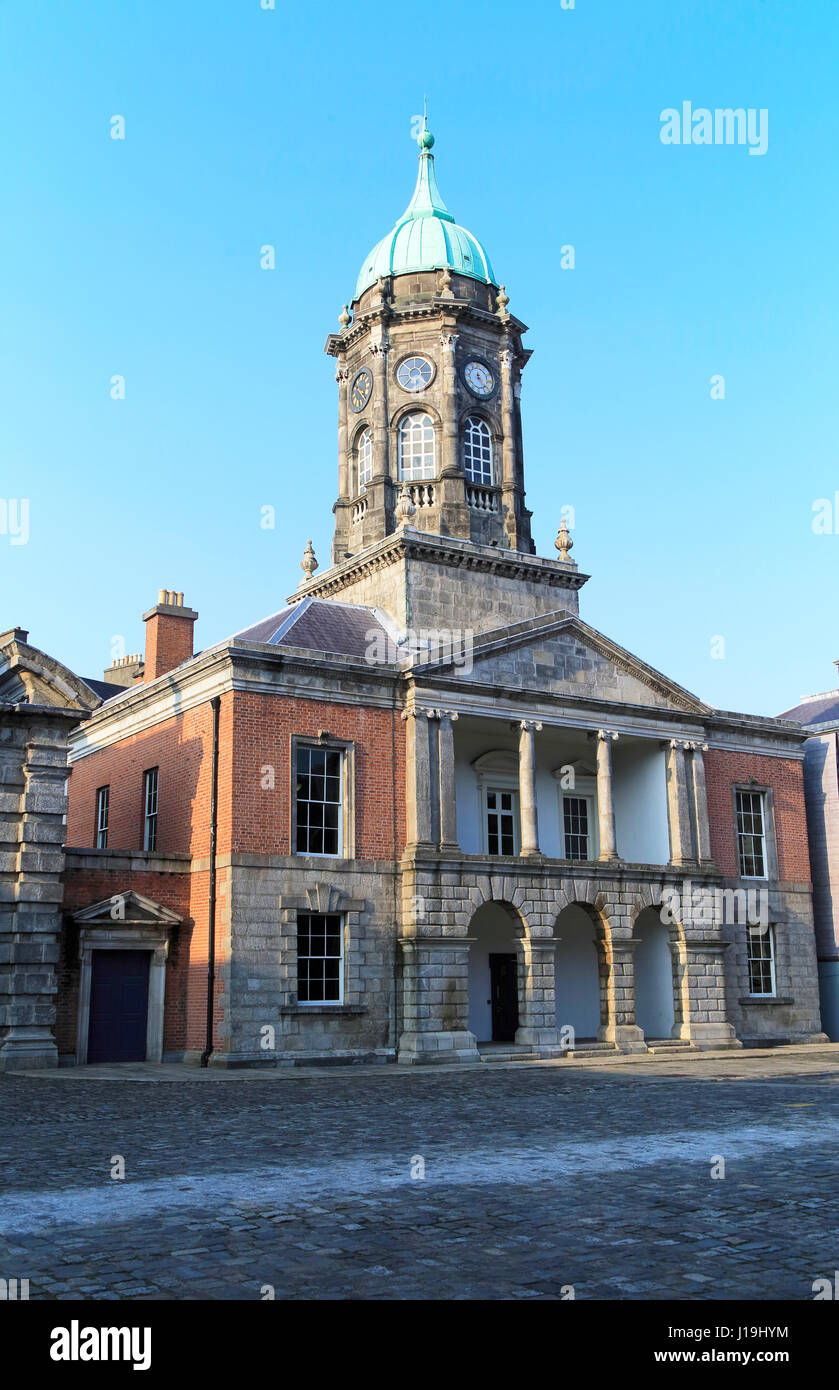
[327,302,529,357]
[292,529,588,603]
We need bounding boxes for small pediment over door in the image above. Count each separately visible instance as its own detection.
[71,890,182,928]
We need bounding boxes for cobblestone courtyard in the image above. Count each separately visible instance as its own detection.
[3,1048,839,1301]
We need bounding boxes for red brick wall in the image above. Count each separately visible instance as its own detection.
[60,685,403,1057]
[229,690,405,858]
[66,696,234,857]
[704,750,811,882]
[66,689,404,861]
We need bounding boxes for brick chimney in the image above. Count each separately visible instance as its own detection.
[142,590,198,681]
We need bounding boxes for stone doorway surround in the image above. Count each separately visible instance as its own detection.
[71,891,181,1066]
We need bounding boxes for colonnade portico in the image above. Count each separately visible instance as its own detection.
[397,865,741,1062]
[401,704,717,869]
[396,704,738,1062]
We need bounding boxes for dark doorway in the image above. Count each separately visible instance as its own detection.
[87,950,150,1063]
[489,953,519,1042]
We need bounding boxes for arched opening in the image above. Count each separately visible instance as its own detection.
[468,902,522,1044]
[634,907,676,1039]
[554,905,602,1042]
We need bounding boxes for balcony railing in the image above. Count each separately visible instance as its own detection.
[466,483,499,512]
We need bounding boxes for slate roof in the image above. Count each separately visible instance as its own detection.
[81,677,125,703]
[778,691,839,728]
[233,598,398,663]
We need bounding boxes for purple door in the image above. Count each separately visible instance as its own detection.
[87,950,150,1062]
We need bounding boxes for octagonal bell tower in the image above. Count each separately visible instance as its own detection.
[325,120,535,564]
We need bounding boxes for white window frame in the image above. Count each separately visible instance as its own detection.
[356,426,373,493]
[297,912,345,1005]
[397,411,436,481]
[95,785,109,850]
[735,788,768,880]
[561,791,596,861]
[746,923,776,997]
[143,767,158,852]
[472,751,522,857]
[462,415,494,485]
[484,784,520,857]
[293,742,346,859]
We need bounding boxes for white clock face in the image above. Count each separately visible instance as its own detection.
[397,356,433,392]
[464,360,494,397]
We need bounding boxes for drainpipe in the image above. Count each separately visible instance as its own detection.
[200,695,221,1067]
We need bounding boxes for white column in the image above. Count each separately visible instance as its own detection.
[596,730,620,861]
[402,709,433,850]
[689,742,713,865]
[518,720,542,857]
[666,739,694,865]
[437,711,459,852]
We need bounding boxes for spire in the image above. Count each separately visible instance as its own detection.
[400,110,455,224]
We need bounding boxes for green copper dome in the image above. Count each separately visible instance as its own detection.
[354,121,497,301]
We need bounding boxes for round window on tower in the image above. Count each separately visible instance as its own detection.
[396,356,435,392]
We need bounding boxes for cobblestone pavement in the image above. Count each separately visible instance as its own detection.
[3,1048,839,1301]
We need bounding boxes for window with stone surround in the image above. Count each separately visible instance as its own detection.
[95,785,109,849]
[562,794,593,860]
[356,427,373,493]
[297,912,343,1004]
[397,411,435,481]
[462,416,493,485]
[746,923,776,996]
[143,767,158,852]
[295,744,344,857]
[486,788,519,856]
[735,789,767,879]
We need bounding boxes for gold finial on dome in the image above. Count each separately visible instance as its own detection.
[555,518,574,561]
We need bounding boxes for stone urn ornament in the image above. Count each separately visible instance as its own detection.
[555,518,573,561]
[301,539,318,579]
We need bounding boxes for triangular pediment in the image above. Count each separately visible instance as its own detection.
[0,639,100,712]
[71,890,182,927]
[415,610,710,714]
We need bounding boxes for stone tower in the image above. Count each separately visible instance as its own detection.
[325,120,535,561]
[302,119,585,636]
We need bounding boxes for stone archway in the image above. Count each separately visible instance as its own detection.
[633,906,678,1040]
[554,904,603,1043]
[468,901,525,1044]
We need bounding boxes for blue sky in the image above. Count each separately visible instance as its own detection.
[2,0,836,716]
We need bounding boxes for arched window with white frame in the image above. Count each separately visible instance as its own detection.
[356,427,373,493]
[397,411,435,481]
[462,416,493,485]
